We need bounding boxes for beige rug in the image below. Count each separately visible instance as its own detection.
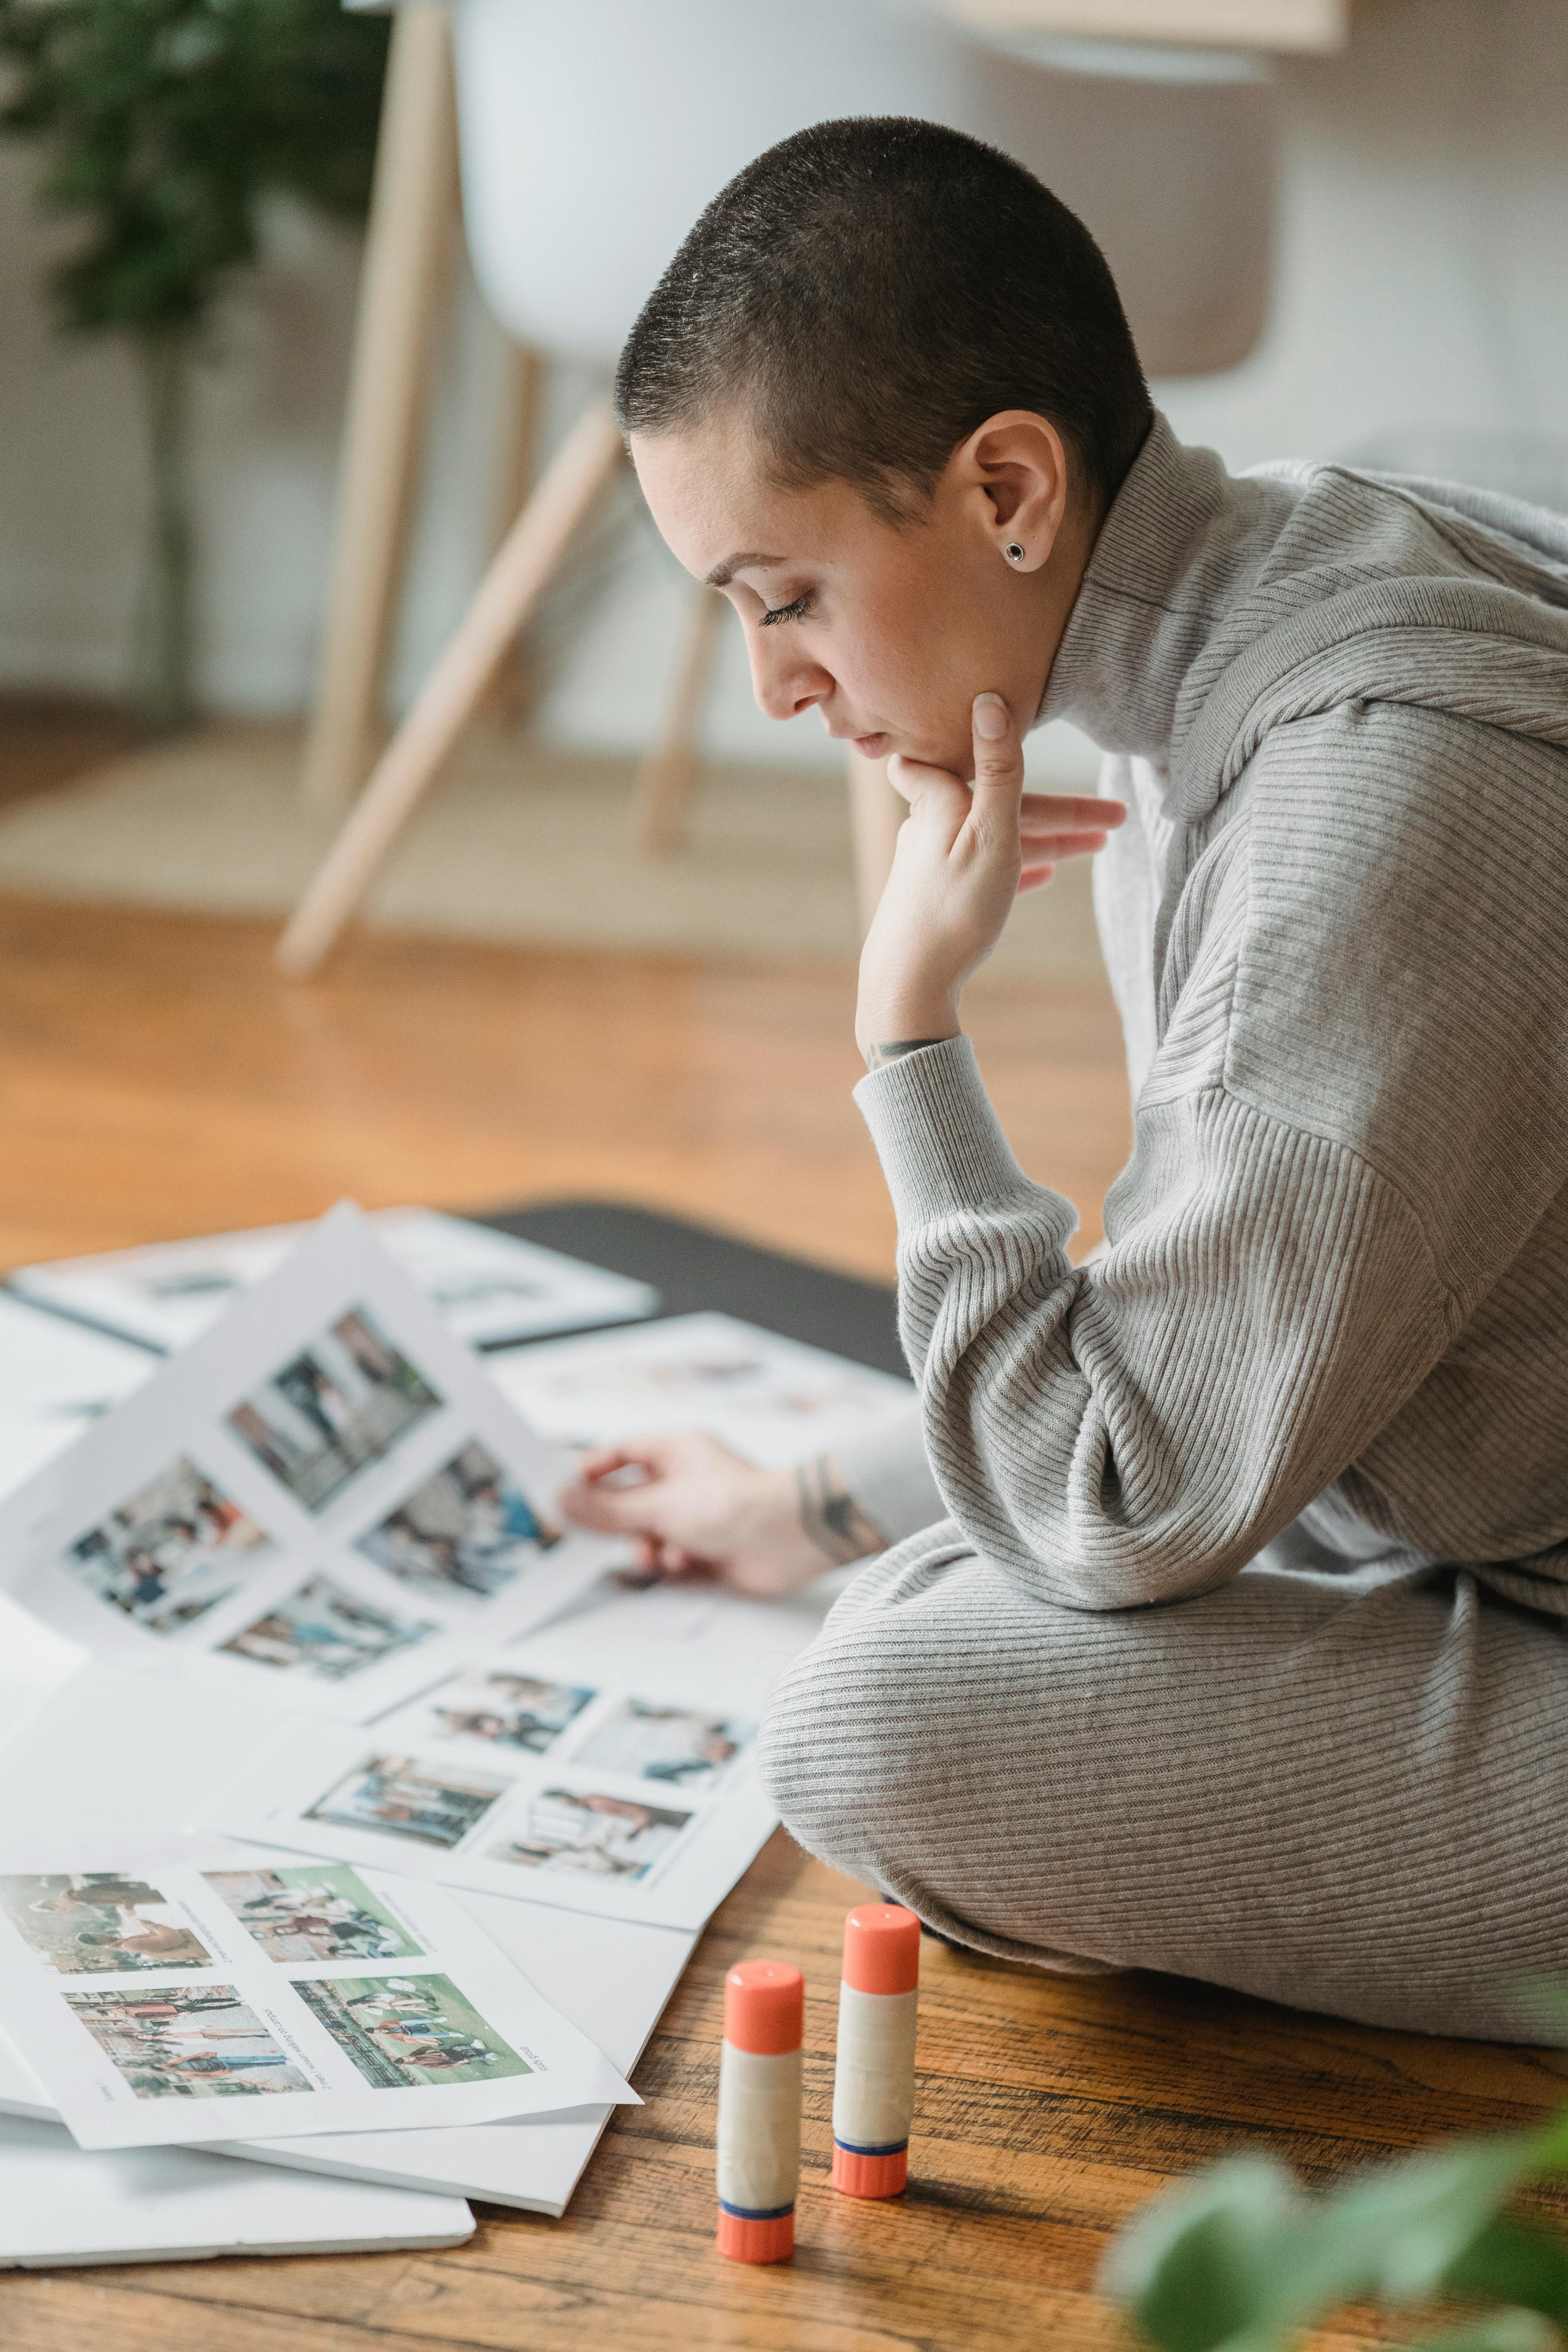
[0,722,1107,987]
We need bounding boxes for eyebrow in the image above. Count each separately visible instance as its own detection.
[704,550,784,589]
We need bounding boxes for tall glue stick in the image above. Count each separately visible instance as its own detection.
[831,1902,921,2197]
[715,1959,803,2263]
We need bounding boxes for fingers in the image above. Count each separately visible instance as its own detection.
[887,752,971,824]
[559,1475,658,1535]
[571,1443,648,1483]
[1016,863,1056,895]
[1019,793,1125,828]
[969,695,1025,835]
[1019,826,1110,861]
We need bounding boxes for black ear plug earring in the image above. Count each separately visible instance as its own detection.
[1004,542,1025,564]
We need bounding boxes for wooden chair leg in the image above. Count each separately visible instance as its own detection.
[632,585,726,853]
[297,4,459,817]
[845,746,904,937]
[484,341,548,720]
[276,401,627,979]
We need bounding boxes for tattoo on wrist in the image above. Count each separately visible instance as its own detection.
[794,1455,887,1567]
[865,1037,952,1071]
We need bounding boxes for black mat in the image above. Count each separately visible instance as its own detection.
[473,1199,906,1379]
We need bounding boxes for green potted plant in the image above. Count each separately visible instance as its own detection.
[0,0,389,730]
[1107,1995,1568,2351]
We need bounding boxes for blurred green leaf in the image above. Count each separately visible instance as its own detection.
[1106,2117,1568,2352]
[1101,2155,1307,2351]
[1444,2221,1568,2323]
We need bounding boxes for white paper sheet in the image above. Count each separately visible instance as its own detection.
[0,1205,624,1720]
[0,1418,84,1504]
[209,1581,824,1933]
[0,1661,695,2213]
[12,1207,657,1352]
[0,1902,695,2218]
[0,2111,474,2266]
[0,1291,156,1421]
[486,1308,915,1467]
[0,1857,635,2151]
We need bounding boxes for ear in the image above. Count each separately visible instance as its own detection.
[951,410,1071,574]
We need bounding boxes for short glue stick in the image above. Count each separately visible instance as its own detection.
[715,1959,803,2263]
[831,1902,921,2198]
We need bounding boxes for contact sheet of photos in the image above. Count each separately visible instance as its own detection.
[0,1860,634,2151]
[0,1204,624,1721]
[212,1639,777,1933]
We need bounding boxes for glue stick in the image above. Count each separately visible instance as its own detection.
[831,1902,921,2197]
[715,1959,803,2263]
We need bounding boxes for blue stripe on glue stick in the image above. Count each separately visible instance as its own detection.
[719,2198,796,2222]
[833,2134,910,2158]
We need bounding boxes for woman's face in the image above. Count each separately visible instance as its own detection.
[631,405,1084,782]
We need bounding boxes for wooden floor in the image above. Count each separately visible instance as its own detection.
[0,890,1561,2352]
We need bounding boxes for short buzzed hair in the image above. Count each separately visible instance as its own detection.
[615,116,1152,524]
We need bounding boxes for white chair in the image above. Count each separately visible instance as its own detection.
[279,1,1278,977]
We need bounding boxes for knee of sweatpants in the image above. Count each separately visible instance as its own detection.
[759,1630,865,1874]
[757,1593,958,1894]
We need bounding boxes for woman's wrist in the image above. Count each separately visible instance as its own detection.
[855,983,962,1068]
[863,1034,958,1071]
[792,1452,889,1566]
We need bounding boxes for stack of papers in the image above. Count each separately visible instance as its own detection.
[11,1205,657,1352]
[0,1200,911,2260]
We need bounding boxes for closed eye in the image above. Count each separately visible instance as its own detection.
[759,593,813,627]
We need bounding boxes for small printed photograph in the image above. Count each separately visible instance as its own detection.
[355,1440,561,1603]
[305,1752,508,1849]
[62,1455,272,1635]
[202,1863,423,1964]
[294,1971,530,2089]
[226,1305,441,1512]
[218,1573,438,1682]
[62,1984,315,2101]
[573,1699,755,1791]
[414,1670,593,1754]
[489,1788,691,1882]
[0,1873,212,1975]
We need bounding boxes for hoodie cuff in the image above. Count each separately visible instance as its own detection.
[853,1035,1050,1232]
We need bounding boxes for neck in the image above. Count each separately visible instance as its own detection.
[1037,415,1256,761]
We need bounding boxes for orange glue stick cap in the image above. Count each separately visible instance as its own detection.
[841,1904,921,1996]
[724,1960,804,2054]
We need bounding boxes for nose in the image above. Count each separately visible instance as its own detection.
[746,628,834,724]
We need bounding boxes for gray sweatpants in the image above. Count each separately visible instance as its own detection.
[758,1520,1568,2042]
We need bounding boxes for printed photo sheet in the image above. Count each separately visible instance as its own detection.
[487,1310,915,1468]
[211,1598,800,1932]
[0,1859,635,2152]
[11,1207,657,1353]
[0,1204,624,1722]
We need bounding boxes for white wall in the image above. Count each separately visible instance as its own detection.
[0,0,1563,774]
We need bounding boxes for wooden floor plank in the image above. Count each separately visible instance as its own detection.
[0,894,1555,2352]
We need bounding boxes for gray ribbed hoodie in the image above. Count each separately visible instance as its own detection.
[757,421,1568,2038]
[858,413,1568,1619]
